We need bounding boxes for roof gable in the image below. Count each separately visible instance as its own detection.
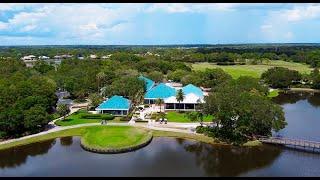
[96,95,130,110]
[144,83,176,99]
[182,84,204,97]
[138,75,155,91]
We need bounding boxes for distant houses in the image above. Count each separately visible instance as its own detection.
[21,55,37,67]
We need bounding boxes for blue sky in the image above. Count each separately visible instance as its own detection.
[0,3,320,45]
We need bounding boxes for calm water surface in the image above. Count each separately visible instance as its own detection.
[0,92,320,176]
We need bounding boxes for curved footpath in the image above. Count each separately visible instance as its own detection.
[288,88,320,93]
[0,122,196,146]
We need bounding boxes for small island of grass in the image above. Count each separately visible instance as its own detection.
[80,126,152,153]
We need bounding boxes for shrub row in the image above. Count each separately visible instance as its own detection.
[216,62,246,65]
[81,114,114,120]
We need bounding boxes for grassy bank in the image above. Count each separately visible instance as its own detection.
[0,127,87,150]
[0,125,229,150]
[165,111,214,123]
[192,60,312,79]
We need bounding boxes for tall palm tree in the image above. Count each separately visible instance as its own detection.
[176,89,185,111]
[96,72,106,94]
[155,98,164,113]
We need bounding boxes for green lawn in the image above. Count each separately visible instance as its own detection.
[192,60,312,79]
[165,111,214,123]
[81,126,151,149]
[55,110,124,126]
[267,89,280,98]
[0,125,224,150]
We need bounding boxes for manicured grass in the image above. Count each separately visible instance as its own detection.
[267,89,280,98]
[55,110,124,126]
[192,60,312,79]
[81,126,151,149]
[165,111,214,123]
[0,125,225,150]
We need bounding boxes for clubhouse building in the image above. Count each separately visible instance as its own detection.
[96,75,206,115]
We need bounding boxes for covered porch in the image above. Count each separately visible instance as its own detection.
[98,109,128,116]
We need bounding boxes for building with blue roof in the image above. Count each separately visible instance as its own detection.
[138,75,155,91]
[144,83,177,104]
[182,84,204,97]
[96,95,131,116]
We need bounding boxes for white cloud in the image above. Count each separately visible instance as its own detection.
[0,3,142,42]
[0,22,8,30]
[145,3,243,13]
[260,24,272,31]
[284,31,294,39]
[259,4,320,41]
[268,4,320,22]
[20,24,37,32]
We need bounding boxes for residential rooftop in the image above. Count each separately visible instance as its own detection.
[96,95,131,110]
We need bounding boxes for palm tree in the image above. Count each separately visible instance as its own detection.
[176,89,184,111]
[96,72,106,94]
[155,98,164,113]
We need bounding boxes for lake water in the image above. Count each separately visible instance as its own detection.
[0,92,320,176]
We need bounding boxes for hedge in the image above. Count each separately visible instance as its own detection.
[80,114,114,120]
[216,62,246,65]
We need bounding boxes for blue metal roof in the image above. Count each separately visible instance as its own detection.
[144,83,176,99]
[182,84,203,97]
[138,75,155,91]
[96,95,130,110]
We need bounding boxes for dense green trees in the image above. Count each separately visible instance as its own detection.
[56,104,70,120]
[181,68,232,88]
[202,77,286,144]
[0,59,57,138]
[104,77,145,100]
[88,93,103,109]
[33,60,55,74]
[261,67,302,88]
[310,68,320,89]
[52,59,102,99]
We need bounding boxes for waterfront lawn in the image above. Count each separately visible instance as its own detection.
[55,110,123,126]
[165,111,214,123]
[81,126,151,149]
[0,125,224,151]
[55,110,101,126]
[192,60,312,79]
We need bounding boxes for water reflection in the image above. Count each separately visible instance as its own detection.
[183,142,282,176]
[0,139,56,168]
[60,137,73,146]
[273,91,320,107]
[272,91,320,141]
